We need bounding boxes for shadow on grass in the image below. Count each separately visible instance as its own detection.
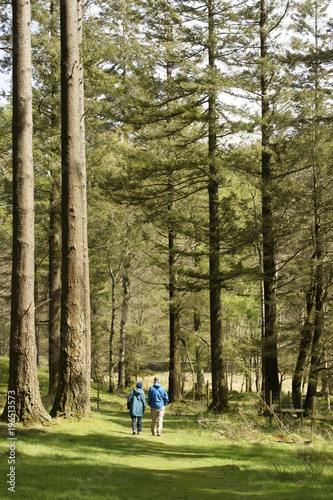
[1,371,333,500]
[1,414,333,500]
[1,447,333,500]
[104,408,199,435]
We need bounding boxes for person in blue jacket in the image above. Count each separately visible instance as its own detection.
[127,382,146,435]
[147,376,169,436]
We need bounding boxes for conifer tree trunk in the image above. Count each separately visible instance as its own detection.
[118,252,131,389]
[48,180,61,394]
[108,261,116,393]
[302,2,328,411]
[77,0,91,396]
[168,178,181,402]
[304,162,325,410]
[48,0,61,395]
[208,0,227,410]
[292,285,315,406]
[2,0,49,422]
[291,0,330,412]
[260,0,280,402]
[193,248,205,398]
[250,190,265,393]
[194,308,205,398]
[304,252,324,410]
[165,51,181,402]
[51,0,90,418]
[35,269,40,367]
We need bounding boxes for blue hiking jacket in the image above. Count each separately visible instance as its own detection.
[127,388,146,417]
[148,383,169,409]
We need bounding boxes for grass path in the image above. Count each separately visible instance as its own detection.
[0,370,333,498]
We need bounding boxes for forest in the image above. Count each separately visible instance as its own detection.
[0,0,333,423]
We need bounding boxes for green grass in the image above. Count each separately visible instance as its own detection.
[0,358,333,499]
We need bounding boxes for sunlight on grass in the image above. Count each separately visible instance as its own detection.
[0,358,332,499]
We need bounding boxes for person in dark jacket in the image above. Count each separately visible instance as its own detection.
[147,376,169,436]
[127,382,146,435]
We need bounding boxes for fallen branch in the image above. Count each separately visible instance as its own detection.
[257,393,296,443]
[239,408,257,434]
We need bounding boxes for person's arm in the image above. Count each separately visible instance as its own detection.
[127,390,133,409]
[147,388,151,406]
[163,390,169,406]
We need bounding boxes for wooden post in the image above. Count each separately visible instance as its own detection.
[300,390,303,426]
[311,395,316,431]
[269,390,273,428]
[206,380,209,408]
[97,383,100,412]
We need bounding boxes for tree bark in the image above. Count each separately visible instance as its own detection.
[250,191,264,392]
[77,0,91,396]
[260,0,280,402]
[292,284,315,407]
[48,181,61,394]
[2,0,49,423]
[304,169,326,410]
[51,0,90,418]
[48,0,61,395]
[162,44,182,403]
[304,260,324,410]
[208,0,227,411]
[118,252,131,389]
[168,222,181,402]
[194,307,205,398]
[301,4,328,411]
[168,178,181,402]
[108,260,116,393]
[35,267,40,367]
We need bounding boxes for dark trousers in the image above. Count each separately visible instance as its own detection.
[131,415,142,432]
